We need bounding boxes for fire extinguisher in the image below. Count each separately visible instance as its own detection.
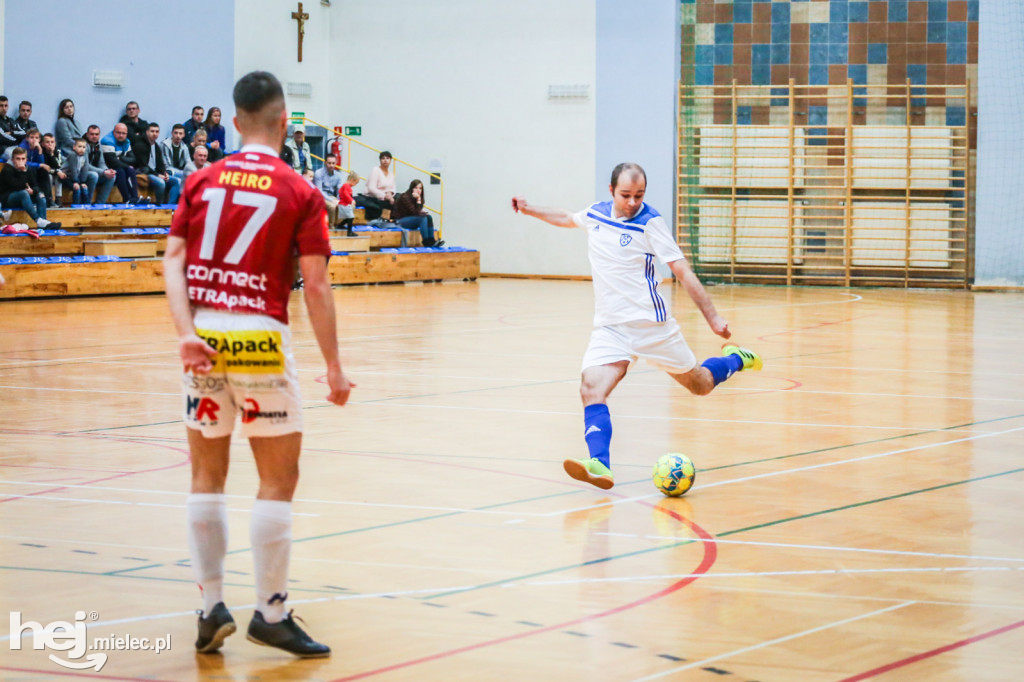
[331,127,343,166]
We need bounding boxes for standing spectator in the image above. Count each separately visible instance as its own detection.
[161,124,195,180]
[119,101,150,142]
[189,129,224,163]
[338,171,358,236]
[182,105,205,144]
[132,123,180,205]
[12,101,37,138]
[358,150,395,220]
[0,96,24,158]
[83,125,117,204]
[203,107,227,153]
[41,133,68,206]
[183,145,212,180]
[392,179,443,248]
[18,129,55,207]
[54,98,85,157]
[312,153,342,228]
[61,138,92,205]
[100,122,141,204]
[0,147,62,228]
[285,126,313,178]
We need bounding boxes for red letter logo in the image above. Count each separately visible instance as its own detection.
[241,398,260,424]
[195,398,220,421]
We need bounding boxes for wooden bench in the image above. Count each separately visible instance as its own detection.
[7,207,174,228]
[0,232,168,257]
[83,240,158,258]
[329,235,371,252]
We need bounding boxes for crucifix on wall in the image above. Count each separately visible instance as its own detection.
[291,2,309,62]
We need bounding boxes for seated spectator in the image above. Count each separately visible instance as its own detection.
[160,123,195,180]
[55,98,85,157]
[132,123,180,204]
[0,147,62,229]
[339,171,358,235]
[18,128,55,207]
[189,129,224,163]
[61,138,92,205]
[118,101,149,142]
[285,126,313,178]
[313,153,343,228]
[203,107,227,153]
[392,179,443,248]
[183,105,205,145]
[100,122,142,204]
[12,100,37,138]
[183,144,212,179]
[83,125,117,204]
[0,96,25,159]
[41,133,68,206]
[279,142,294,168]
[357,150,395,220]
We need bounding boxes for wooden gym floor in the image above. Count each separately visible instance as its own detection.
[1,279,1023,681]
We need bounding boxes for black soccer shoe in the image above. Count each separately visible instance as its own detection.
[195,602,236,653]
[246,610,331,658]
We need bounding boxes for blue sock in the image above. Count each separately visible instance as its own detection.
[701,354,744,386]
[583,404,612,468]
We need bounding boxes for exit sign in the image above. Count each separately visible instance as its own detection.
[344,126,361,136]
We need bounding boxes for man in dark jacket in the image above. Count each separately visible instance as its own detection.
[132,122,180,204]
[12,101,38,138]
[0,96,25,158]
[118,101,150,142]
[84,125,117,204]
[0,146,61,228]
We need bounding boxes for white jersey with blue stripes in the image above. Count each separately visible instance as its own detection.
[572,201,686,327]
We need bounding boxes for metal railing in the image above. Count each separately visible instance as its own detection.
[292,115,444,235]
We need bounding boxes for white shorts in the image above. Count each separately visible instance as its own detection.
[582,319,697,374]
[182,309,303,438]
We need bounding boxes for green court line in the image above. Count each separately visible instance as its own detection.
[0,566,344,594]
[422,465,1024,600]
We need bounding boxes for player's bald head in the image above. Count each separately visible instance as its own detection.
[610,163,647,190]
[233,71,286,131]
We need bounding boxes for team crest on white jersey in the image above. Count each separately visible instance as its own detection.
[619,234,632,247]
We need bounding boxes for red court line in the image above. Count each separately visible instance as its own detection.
[0,431,189,504]
[0,666,177,682]
[757,314,871,342]
[330,501,718,681]
[837,617,1024,681]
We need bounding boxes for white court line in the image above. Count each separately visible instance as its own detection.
[777,362,1024,378]
[630,602,912,681]
[0,480,547,517]
[545,423,1024,516]
[594,534,1024,564]
[0,535,183,553]
[705,584,1024,612]
[0,384,179,397]
[0,494,319,516]
[520,565,1024,588]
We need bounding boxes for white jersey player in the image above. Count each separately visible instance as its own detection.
[512,163,762,489]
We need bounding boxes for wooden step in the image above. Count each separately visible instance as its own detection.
[83,240,158,258]
[329,235,371,252]
[7,207,174,228]
[357,229,422,249]
[0,250,479,299]
[0,232,168,256]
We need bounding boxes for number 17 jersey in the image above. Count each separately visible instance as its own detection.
[169,143,331,325]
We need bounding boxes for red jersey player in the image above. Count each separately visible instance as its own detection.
[164,71,353,658]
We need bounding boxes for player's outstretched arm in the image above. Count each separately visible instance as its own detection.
[668,257,731,340]
[511,196,577,228]
[163,235,217,373]
[299,254,355,406]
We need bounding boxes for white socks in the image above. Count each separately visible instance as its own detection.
[186,493,228,613]
[250,499,293,624]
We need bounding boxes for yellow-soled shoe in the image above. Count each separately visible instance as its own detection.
[722,344,763,371]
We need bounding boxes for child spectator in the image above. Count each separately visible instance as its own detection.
[18,128,55,207]
[0,147,62,229]
[203,107,227,153]
[61,138,92,205]
[41,133,68,206]
[338,171,358,236]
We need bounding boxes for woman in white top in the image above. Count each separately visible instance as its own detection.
[358,150,395,220]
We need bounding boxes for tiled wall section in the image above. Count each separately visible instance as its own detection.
[682,0,979,132]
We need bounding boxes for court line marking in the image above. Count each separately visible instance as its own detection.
[0,494,320,516]
[593,534,1024,565]
[521,565,1024,588]
[544,424,1024,516]
[0,480,549,517]
[630,602,913,681]
[704,584,1024,612]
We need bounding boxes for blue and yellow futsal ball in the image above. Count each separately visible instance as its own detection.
[652,453,696,497]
